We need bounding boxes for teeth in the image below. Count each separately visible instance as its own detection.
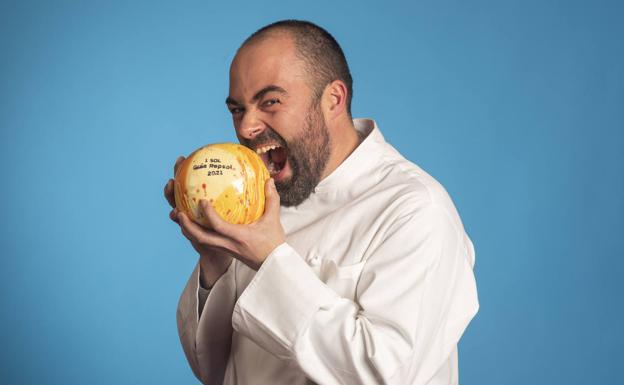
[256,144,281,155]
[267,160,281,176]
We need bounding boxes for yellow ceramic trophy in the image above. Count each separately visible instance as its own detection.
[174,143,270,226]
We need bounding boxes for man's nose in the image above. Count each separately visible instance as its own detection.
[237,111,265,140]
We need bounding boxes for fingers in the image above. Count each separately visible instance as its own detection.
[199,200,238,238]
[174,156,185,176]
[164,179,176,208]
[179,219,195,242]
[262,178,281,219]
[178,211,237,251]
[169,208,179,223]
[165,155,185,209]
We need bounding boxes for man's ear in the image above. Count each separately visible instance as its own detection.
[321,80,348,121]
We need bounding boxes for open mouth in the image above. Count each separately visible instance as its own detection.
[256,144,287,178]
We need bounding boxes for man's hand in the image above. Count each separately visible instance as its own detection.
[164,155,233,287]
[176,178,285,271]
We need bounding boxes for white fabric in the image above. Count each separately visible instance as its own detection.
[176,119,479,385]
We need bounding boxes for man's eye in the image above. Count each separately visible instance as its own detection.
[262,99,280,108]
[229,107,243,115]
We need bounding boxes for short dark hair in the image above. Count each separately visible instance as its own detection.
[242,20,354,116]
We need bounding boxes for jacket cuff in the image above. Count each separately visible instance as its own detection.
[231,243,338,358]
[197,260,235,324]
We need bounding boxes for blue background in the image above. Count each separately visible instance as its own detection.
[1,0,622,384]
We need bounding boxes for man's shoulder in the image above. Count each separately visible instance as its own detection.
[365,142,465,233]
[348,119,465,231]
[375,144,452,207]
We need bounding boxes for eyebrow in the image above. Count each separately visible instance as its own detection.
[225,85,288,106]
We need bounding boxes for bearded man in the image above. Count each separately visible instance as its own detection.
[164,20,479,385]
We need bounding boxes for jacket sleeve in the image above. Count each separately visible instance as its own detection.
[177,260,238,385]
[231,203,479,385]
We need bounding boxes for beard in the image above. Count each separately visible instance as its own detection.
[278,105,331,206]
[242,103,331,207]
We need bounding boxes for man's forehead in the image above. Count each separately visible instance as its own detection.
[228,35,307,99]
[235,31,295,62]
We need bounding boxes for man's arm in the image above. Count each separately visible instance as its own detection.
[165,156,238,384]
[176,259,237,385]
[174,170,479,383]
[231,203,479,384]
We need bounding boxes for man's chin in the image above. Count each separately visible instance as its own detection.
[274,176,306,207]
[274,175,293,196]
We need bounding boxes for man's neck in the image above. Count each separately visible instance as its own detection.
[321,118,361,180]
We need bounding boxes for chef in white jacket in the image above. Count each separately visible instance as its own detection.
[164,20,479,385]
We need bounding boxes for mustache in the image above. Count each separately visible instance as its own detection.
[242,127,288,149]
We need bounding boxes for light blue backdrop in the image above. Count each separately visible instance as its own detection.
[1,0,622,384]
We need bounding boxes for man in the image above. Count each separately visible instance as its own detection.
[164,20,478,385]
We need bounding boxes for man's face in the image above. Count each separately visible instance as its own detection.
[227,35,331,206]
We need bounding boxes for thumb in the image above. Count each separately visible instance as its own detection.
[200,199,236,236]
[264,178,280,216]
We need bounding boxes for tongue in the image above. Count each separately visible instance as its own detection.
[269,147,287,164]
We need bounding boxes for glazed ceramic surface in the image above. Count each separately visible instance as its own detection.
[174,143,269,226]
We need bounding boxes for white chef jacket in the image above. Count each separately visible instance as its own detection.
[176,118,479,385]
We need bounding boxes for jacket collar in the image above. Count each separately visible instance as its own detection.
[313,118,385,194]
